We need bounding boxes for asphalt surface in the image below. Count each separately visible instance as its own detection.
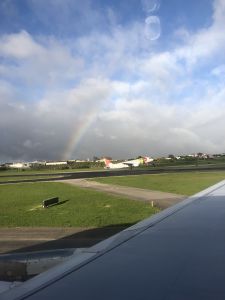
[1,165,225,184]
[0,227,123,254]
[63,179,185,208]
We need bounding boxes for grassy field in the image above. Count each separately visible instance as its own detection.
[0,182,158,227]
[1,171,225,228]
[0,168,104,176]
[92,171,225,196]
[0,175,62,182]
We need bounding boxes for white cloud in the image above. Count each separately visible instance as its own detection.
[175,0,225,67]
[213,0,225,27]
[0,31,83,87]
[211,64,225,76]
[0,30,44,59]
[1,0,225,161]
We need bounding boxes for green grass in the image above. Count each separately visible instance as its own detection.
[91,171,225,196]
[0,175,61,182]
[2,171,224,228]
[0,168,104,176]
[0,182,158,227]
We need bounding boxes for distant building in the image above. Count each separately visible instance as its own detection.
[46,161,67,166]
[8,162,31,169]
[31,161,46,166]
[75,160,87,163]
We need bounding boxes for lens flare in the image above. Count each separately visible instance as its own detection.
[144,16,161,41]
[141,0,160,13]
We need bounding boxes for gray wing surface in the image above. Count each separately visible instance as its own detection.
[3,180,225,300]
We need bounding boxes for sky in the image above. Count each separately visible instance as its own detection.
[0,0,225,162]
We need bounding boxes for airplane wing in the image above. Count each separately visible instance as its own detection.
[122,162,137,166]
[2,180,225,299]
[122,159,141,167]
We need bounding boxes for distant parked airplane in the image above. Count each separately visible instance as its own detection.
[104,156,153,169]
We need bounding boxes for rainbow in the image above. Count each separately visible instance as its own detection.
[62,109,99,161]
[62,78,110,160]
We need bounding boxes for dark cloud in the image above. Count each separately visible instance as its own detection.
[1,1,225,162]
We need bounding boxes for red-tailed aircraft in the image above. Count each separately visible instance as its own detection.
[104,156,154,169]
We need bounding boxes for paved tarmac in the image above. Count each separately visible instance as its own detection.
[0,226,128,254]
[62,179,185,209]
[0,228,82,254]
[1,164,225,185]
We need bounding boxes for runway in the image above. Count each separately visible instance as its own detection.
[62,178,185,209]
[1,164,225,185]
